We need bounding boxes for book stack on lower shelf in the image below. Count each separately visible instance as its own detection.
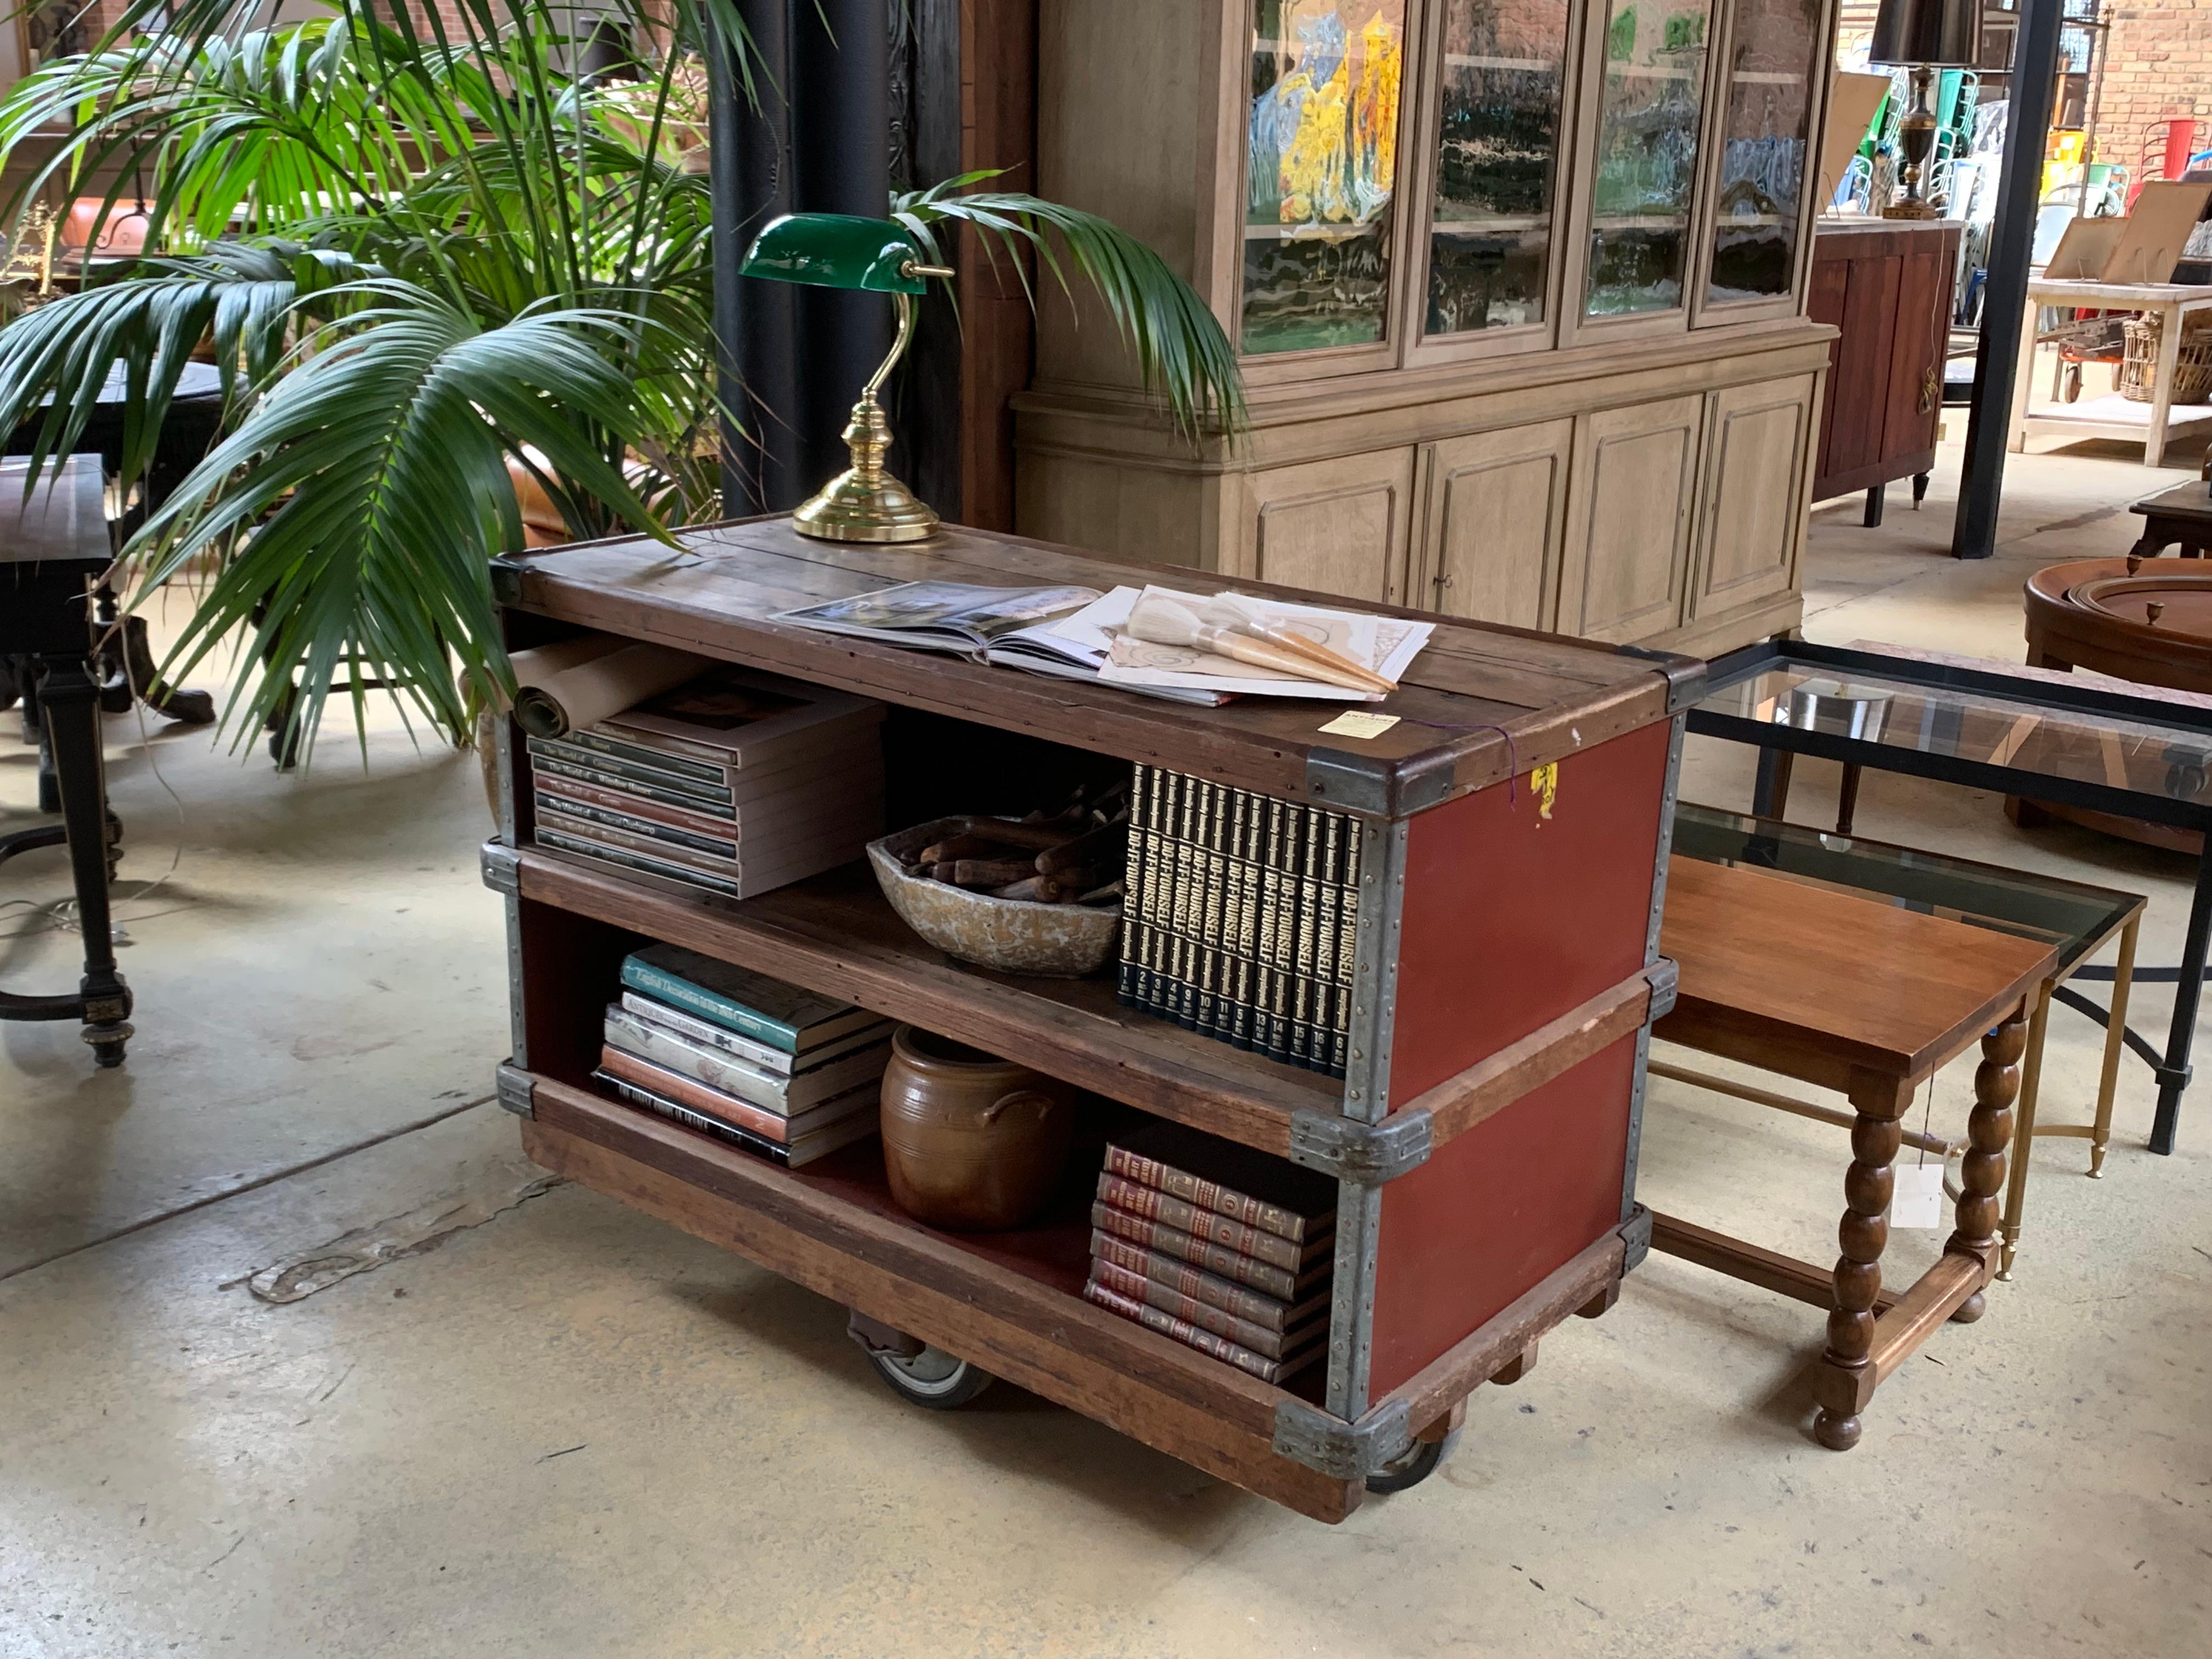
[1082,1122,1335,1384]
[528,663,886,901]
[593,944,893,1168]
[1118,763,1361,1077]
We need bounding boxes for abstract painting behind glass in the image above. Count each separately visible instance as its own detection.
[1706,0,1818,303]
[1584,0,1711,317]
[1244,1,1407,355]
[1425,0,1573,335]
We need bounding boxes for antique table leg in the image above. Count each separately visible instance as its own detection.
[2087,914,2140,1178]
[0,661,133,1064]
[1752,748,1796,821]
[2149,836,2212,1155]
[1811,1074,1913,1452]
[1996,987,2052,1282]
[1945,1006,2026,1324]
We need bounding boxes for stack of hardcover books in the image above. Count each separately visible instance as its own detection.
[1118,763,1360,1077]
[528,664,885,901]
[594,944,893,1168]
[1082,1122,1334,1384]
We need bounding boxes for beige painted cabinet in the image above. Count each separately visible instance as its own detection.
[1414,419,1572,630]
[1016,0,1842,657]
[1690,373,1819,625]
[1241,450,1415,604]
[1558,396,1706,643]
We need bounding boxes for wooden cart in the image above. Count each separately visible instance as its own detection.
[481,517,1694,1522]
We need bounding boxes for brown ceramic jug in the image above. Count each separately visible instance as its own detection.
[879,1026,1075,1231]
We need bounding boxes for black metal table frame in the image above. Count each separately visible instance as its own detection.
[1690,640,2212,1156]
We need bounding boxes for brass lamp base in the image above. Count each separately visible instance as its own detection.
[792,461,940,543]
[1881,199,1943,221]
[789,287,943,546]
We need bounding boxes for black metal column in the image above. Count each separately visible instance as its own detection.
[793,0,894,490]
[1950,0,2066,561]
[710,0,800,517]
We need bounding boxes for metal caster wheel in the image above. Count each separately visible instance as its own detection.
[1366,1426,1461,1494]
[848,1308,994,1410]
[865,1344,996,1410]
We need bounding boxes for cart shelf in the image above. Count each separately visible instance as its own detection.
[516,847,1339,1157]
[521,1073,1359,1520]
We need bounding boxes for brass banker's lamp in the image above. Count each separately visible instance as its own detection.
[739,212,953,543]
[1869,0,1980,220]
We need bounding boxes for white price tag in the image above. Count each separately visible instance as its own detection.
[1317,710,1401,740]
[1891,1163,1945,1229]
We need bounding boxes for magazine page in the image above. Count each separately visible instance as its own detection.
[774,581,1102,650]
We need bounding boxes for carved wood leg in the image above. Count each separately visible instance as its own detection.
[1946,1005,2027,1323]
[1812,1074,1912,1452]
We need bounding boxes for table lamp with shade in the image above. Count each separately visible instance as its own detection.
[1870,0,1980,219]
[738,213,954,543]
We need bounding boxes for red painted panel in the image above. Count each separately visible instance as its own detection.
[1367,1036,1638,1396]
[1387,719,1669,1107]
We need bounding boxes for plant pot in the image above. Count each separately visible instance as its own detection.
[879,1026,1075,1231]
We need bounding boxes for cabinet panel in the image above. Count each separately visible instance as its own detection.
[1691,374,1815,619]
[1244,450,1415,603]
[1559,394,1704,642]
[1881,244,1949,461]
[1418,419,1573,628]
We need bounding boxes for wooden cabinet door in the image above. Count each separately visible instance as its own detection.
[1881,241,1951,464]
[1557,395,1705,643]
[1414,421,1573,630]
[1239,451,1415,605]
[1690,374,1816,621]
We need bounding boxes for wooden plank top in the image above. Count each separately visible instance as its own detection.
[496,515,1695,817]
[1657,857,2058,1080]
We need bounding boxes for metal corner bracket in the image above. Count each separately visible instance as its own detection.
[495,1062,536,1119]
[1612,644,1711,713]
[1305,749,1454,819]
[1644,956,1679,1024]
[1288,1107,1433,1184]
[1272,1395,1413,1481]
[489,555,531,607]
[1618,1204,1654,1274]
[481,839,522,895]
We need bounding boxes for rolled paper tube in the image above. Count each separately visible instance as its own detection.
[510,636,712,738]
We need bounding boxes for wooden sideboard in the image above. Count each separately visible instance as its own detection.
[1014,0,1841,659]
[1805,217,1962,524]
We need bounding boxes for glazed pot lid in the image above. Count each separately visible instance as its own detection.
[2067,569,2212,636]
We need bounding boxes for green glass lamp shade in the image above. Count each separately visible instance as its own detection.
[740,213,932,294]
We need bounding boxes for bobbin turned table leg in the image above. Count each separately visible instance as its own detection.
[1947,1008,2027,1324]
[1811,1075,1913,1452]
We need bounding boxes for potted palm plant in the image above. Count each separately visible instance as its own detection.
[0,0,1243,764]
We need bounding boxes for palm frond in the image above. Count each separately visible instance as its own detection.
[127,282,681,760]
[896,178,1247,438]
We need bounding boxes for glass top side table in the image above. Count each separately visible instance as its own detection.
[1690,640,2212,1155]
[1672,803,2146,1279]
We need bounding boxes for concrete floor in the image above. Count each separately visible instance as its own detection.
[5,427,2211,1657]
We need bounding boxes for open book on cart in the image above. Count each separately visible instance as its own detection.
[772,580,1430,706]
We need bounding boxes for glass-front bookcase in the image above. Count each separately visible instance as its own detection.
[1231,0,1832,373]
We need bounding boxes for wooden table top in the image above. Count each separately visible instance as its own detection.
[0,455,105,568]
[2132,480,2212,521]
[1658,857,2058,1081]
[499,515,1696,818]
[2026,277,2212,307]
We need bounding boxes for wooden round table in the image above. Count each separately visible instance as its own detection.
[2017,556,2212,852]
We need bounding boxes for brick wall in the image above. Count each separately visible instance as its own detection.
[2096,3,2212,174]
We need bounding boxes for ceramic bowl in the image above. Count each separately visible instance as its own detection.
[867,816,1122,979]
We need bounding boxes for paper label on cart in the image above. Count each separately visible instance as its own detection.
[1318,710,1400,740]
[1891,1164,1945,1229]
